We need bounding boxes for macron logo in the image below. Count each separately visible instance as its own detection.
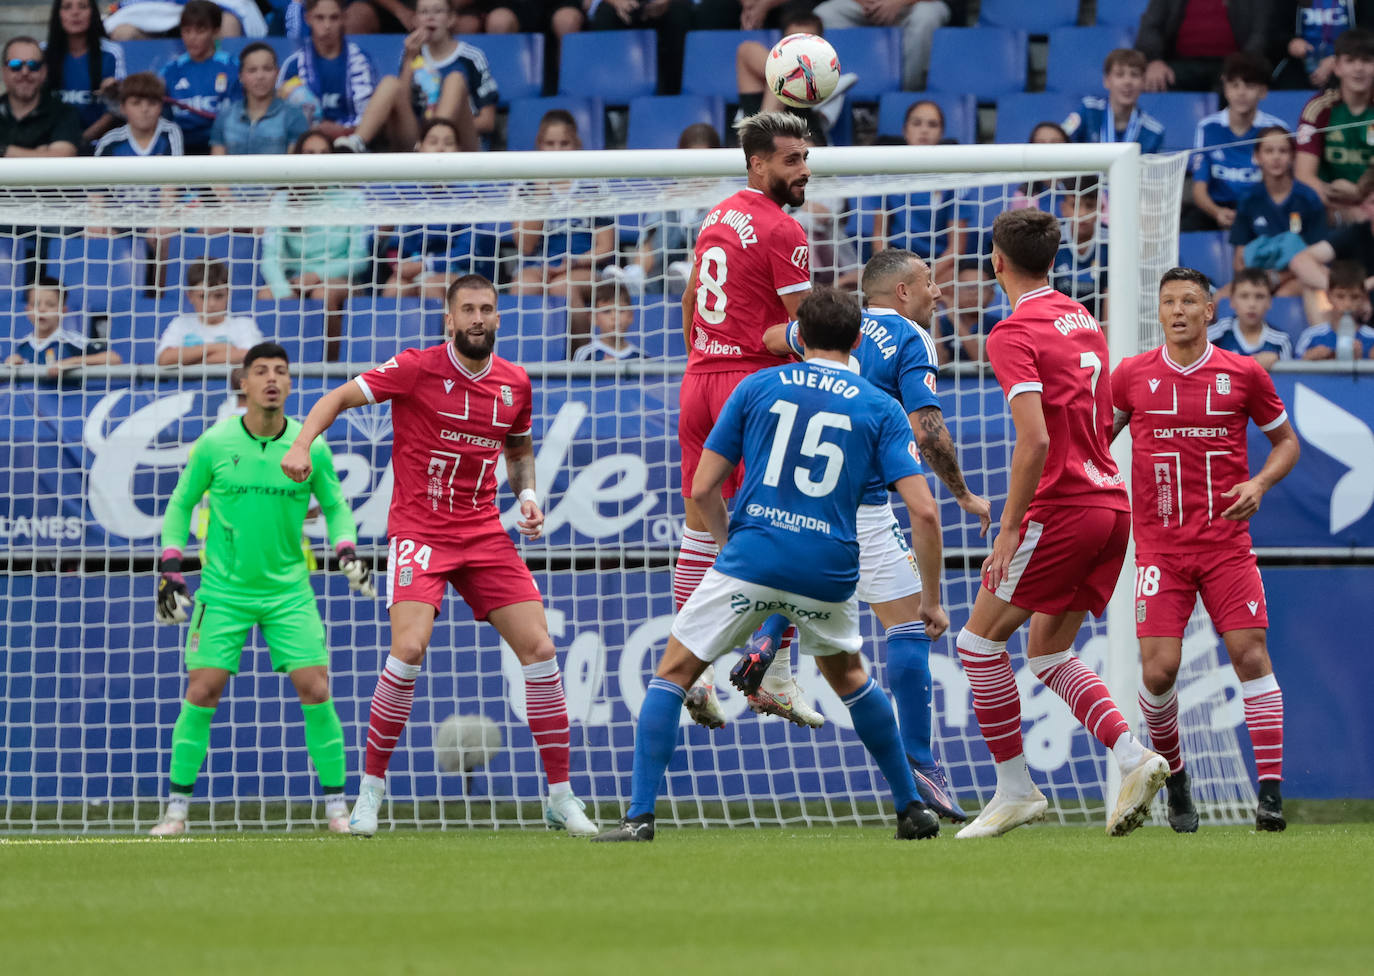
[443,379,454,394]
[1247,600,1259,615]
[1148,378,1161,393]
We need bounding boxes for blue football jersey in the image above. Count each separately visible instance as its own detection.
[1208,318,1293,360]
[160,50,239,151]
[1189,109,1288,207]
[1064,96,1165,153]
[706,359,924,602]
[51,39,125,128]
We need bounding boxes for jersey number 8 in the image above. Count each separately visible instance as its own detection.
[763,400,852,498]
[695,246,728,325]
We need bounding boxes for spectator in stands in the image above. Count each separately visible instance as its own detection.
[1208,267,1294,369]
[211,42,310,155]
[1290,164,1374,319]
[390,0,490,152]
[5,277,120,378]
[344,0,415,34]
[1296,28,1374,213]
[1230,126,1325,293]
[1135,0,1271,92]
[1295,257,1374,357]
[95,72,185,157]
[1185,53,1286,232]
[812,0,963,91]
[1064,49,1165,154]
[574,283,642,362]
[449,1,583,45]
[934,258,996,365]
[0,37,81,158]
[105,0,266,39]
[589,0,692,96]
[157,259,264,365]
[734,5,854,143]
[1051,177,1108,321]
[1271,1,1374,89]
[158,1,240,155]
[382,118,467,300]
[1011,123,1069,211]
[874,101,962,287]
[43,0,124,147]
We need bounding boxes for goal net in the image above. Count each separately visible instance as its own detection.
[0,145,1253,833]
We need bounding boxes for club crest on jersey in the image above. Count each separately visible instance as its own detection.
[399,567,413,587]
[1216,373,1231,395]
[1148,378,1161,393]
[443,379,454,394]
[215,73,228,93]
[500,385,513,406]
[1136,600,1147,623]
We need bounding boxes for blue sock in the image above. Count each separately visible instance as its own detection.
[842,677,918,811]
[886,621,934,766]
[627,678,686,818]
[756,613,789,649]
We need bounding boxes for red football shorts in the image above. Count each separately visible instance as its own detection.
[987,505,1130,616]
[385,522,541,620]
[1134,547,1268,638]
[679,369,751,499]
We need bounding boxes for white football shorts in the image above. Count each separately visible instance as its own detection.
[854,502,922,605]
[671,569,862,661]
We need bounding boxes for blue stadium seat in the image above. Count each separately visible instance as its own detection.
[0,235,24,294]
[1178,231,1232,289]
[877,92,977,145]
[346,295,444,346]
[1045,26,1134,94]
[47,235,146,315]
[627,95,726,149]
[497,295,567,363]
[1095,0,1149,32]
[632,302,686,359]
[1139,92,1220,153]
[927,28,1027,101]
[219,36,295,65]
[107,298,172,366]
[251,298,328,342]
[979,0,1079,33]
[993,91,1079,143]
[558,31,656,100]
[826,27,902,101]
[1260,90,1317,131]
[119,39,185,74]
[275,334,326,366]
[469,33,545,103]
[680,29,775,98]
[348,34,405,74]
[505,96,605,150]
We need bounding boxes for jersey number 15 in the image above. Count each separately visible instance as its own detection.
[763,400,851,498]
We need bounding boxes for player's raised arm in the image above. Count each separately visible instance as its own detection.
[282,379,370,482]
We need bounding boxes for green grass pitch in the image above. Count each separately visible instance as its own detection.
[3,823,1372,975]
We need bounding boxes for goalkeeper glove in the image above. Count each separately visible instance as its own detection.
[155,555,192,624]
[337,544,376,598]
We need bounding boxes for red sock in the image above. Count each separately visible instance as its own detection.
[955,629,1024,763]
[1030,650,1130,749]
[1138,684,1183,773]
[365,655,421,778]
[523,659,571,788]
[673,528,719,611]
[1242,675,1284,781]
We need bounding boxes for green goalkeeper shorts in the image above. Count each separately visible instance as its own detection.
[184,586,328,675]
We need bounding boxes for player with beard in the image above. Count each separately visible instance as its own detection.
[675,111,818,730]
[282,273,598,838]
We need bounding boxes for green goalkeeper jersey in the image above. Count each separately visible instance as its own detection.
[161,415,357,600]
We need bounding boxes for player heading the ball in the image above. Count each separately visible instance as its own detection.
[1113,267,1300,832]
[956,209,1167,840]
[593,287,949,843]
[281,274,597,838]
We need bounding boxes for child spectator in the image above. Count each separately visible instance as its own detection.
[1230,126,1325,291]
[382,117,466,300]
[1064,49,1165,154]
[158,259,263,365]
[1273,1,1374,90]
[1296,28,1374,211]
[1296,258,1374,357]
[159,1,240,154]
[5,276,120,377]
[211,42,310,155]
[393,0,492,151]
[43,0,124,146]
[95,71,185,157]
[874,101,962,286]
[573,284,642,362]
[1052,177,1108,320]
[934,258,998,366]
[1186,53,1286,231]
[1288,165,1374,321]
[1207,267,1293,369]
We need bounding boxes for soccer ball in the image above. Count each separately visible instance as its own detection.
[765,34,842,109]
[434,713,504,774]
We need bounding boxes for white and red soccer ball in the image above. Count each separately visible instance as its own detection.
[765,33,842,109]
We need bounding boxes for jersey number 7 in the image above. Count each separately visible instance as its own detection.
[763,400,852,498]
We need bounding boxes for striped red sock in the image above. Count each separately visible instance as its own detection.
[1242,675,1284,781]
[1031,651,1130,749]
[364,655,421,778]
[523,659,571,788]
[1138,684,1183,773]
[673,528,719,611]
[955,628,1024,763]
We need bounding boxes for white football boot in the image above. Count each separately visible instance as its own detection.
[544,791,599,837]
[1107,749,1169,837]
[749,673,825,729]
[684,664,728,729]
[955,787,1049,839]
[349,777,385,837]
[149,800,189,837]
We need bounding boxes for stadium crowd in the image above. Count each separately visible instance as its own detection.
[5,0,1374,373]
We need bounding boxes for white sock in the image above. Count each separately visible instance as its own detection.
[166,795,190,817]
[383,655,422,682]
[361,773,385,791]
[1112,731,1146,772]
[994,755,1036,795]
[548,781,572,797]
[324,793,347,816]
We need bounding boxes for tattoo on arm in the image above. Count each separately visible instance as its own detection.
[914,407,969,498]
[505,435,536,496]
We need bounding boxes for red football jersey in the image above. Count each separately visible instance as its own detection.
[687,187,811,374]
[1112,343,1288,552]
[986,287,1129,512]
[355,343,533,543]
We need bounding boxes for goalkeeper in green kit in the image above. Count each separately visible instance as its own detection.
[150,342,375,836]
